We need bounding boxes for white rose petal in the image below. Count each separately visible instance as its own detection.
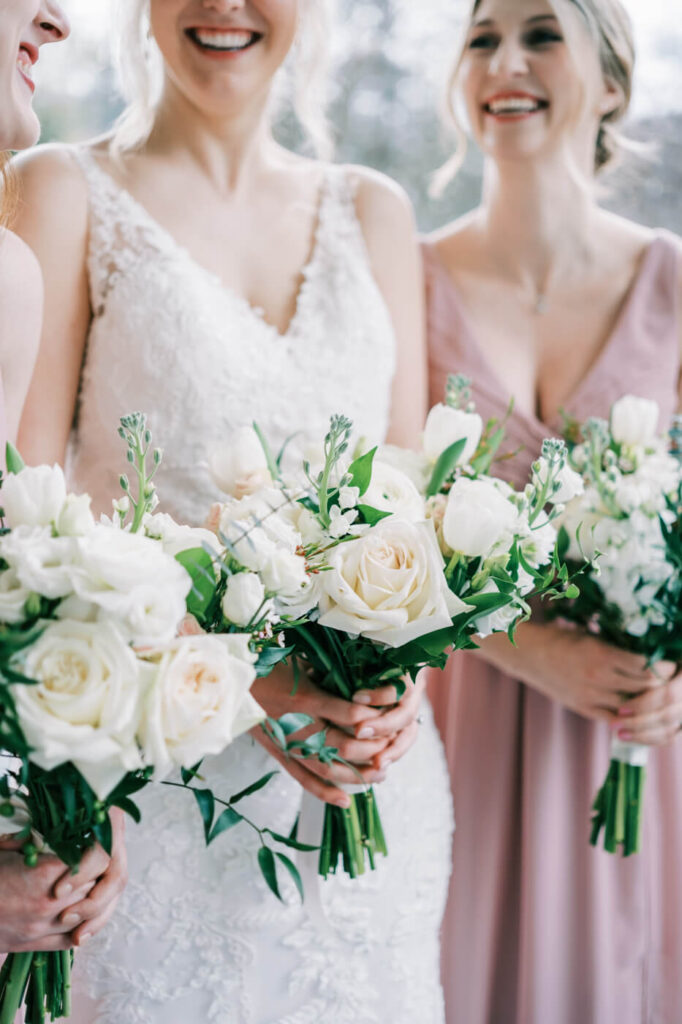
[0,566,31,624]
[56,493,96,537]
[138,633,264,777]
[610,395,659,447]
[209,426,273,498]
[2,464,67,529]
[12,620,144,799]
[423,405,483,467]
[0,525,79,600]
[143,512,218,559]
[318,517,466,647]
[534,458,584,505]
[442,477,518,559]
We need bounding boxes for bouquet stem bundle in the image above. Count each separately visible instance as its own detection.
[0,950,72,1024]
[590,758,646,856]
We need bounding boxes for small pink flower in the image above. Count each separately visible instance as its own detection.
[204,503,222,535]
[177,614,206,637]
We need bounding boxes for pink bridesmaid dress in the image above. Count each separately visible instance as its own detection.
[425,234,682,1024]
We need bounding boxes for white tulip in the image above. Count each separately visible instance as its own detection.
[0,526,80,600]
[610,395,659,448]
[442,478,518,559]
[423,404,483,467]
[209,426,273,498]
[1,464,67,529]
[56,493,96,537]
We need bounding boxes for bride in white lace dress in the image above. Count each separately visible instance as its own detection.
[14,1,454,1020]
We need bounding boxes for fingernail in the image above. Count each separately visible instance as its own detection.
[357,727,375,739]
[62,913,80,926]
[618,707,634,717]
[353,694,372,705]
[618,730,633,741]
[335,798,352,809]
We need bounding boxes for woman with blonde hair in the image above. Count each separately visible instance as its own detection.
[13,1,453,1020]
[426,1,682,1021]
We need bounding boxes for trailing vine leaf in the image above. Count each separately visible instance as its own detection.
[175,547,217,621]
[208,806,242,844]
[276,851,304,901]
[229,771,279,804]
[257,846,281,901]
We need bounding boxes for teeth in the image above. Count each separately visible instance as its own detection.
[193,29,256,51]
[487,97,542,114]
[17,50,33,77]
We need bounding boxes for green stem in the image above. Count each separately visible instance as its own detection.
[60,950,72,1020]
[0,953,33,1024]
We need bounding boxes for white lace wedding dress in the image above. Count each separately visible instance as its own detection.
[65,147,454,1024]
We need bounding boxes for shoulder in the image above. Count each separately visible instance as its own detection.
[340,164,416,236]
[422,211,481,271]
[12,143,90,223]
[0,228,43,310]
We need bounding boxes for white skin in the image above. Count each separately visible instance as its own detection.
[0,0,129,956]
[13,0,428,810]
[428,0,682,748]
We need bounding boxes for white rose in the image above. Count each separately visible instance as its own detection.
[0,526,79,600]
[318,518,468,647]
[12,620,144,799]
[0,566,31,624]
[138,633,264,777]
[376,444,431,494]
[610,395,659,448]
[423,405,483,467]
[72,526,192,646]
[533,457,584,505]
[222,572,269,627]
[260,547,308,596]
[55,493,96,537]
[442,477,518,559]
[363,462,426,522]
[1,464,67,529]
[209,426,273,498]
[143,512,218,559]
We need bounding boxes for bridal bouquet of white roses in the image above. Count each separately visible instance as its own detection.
[203,385,578,881]
[0,416,267,1024]
[553,394,682,856]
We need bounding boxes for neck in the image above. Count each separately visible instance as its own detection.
[148,79,277,193]
[479,153,598,293]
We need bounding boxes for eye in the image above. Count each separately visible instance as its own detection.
[523,27,564,47]
[467,33,499,51]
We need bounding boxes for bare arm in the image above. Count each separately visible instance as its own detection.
[12,145,91,465]
[0,230,43,445]
[351,167,427,448]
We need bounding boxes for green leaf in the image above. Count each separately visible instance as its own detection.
[181,762,204,787]
[276,713,313,736]
[208,806,242,844]
[252,422,280,482]
[193,788,215,844]
[258,845,282,901]
[256,645,294,677]
[426,438,467,497]
[266,828,319,853]
[347,447,377,497]
[4,443,25,476]
[276,851,304,902]
[175,548,217,621]
[229,770,279,804]
[114,796,142,824]
[357,504,393,526]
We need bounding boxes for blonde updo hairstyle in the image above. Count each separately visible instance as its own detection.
[435,0,635,192]
[110,0,333,160]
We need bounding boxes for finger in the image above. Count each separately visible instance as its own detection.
[616,724,681,748]
[324,726,391,763]
[617,704,682,736]
[353,685,400,707]
[304,757,387,787]
[255,728,351,807]
[354,694,419,740]
[54,842,110,900]
[618,681,682,718]
[374,721,419,770]
[586,688,624,713]
[72,895,120,947]
[10,933,74,953]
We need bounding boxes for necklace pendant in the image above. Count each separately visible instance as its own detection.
[535,294,549,316]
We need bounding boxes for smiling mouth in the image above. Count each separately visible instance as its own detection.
[186,28,263,54]
[16,46,36,90]
[483,96,549,117]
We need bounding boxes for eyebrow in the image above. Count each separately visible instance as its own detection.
[471,14,560,28]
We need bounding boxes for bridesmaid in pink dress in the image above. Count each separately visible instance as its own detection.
[425,1,682,1022]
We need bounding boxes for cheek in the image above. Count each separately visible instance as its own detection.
[258,0,299,53]
[457,62,486,130]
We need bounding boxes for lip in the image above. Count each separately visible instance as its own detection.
[481,91,549,121]
[17,43,38,94]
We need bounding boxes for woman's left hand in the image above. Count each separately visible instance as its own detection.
[352,673,426,771]
[615,662,682,747]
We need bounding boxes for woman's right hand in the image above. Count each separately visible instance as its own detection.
[251,665,409,806]
[479,621,673,724]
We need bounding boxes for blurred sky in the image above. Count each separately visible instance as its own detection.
[36,0,682,121]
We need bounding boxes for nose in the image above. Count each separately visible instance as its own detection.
[489,37,529,78]
[34,0,71,44]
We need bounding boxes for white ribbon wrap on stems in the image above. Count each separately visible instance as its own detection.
[296,783,368,933]
[610,737,649,767]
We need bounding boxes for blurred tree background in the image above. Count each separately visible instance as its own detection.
[34,0,682,235]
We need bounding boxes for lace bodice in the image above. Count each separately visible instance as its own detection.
[68,149,396,523]
[65,147,453,1024]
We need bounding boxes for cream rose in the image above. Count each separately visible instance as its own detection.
[423,405,483,467]
[138,633,264,777]
[318,518,468,647]
[12,620,144,799]
[209,426,273,498]
[363,461,426,522]
[0,525,80,600]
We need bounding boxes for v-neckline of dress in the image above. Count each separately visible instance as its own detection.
[81,149,331,342]
[425,236,662,436]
